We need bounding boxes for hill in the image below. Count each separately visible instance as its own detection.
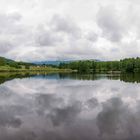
[0,57,34,68]
[0,57,73,72]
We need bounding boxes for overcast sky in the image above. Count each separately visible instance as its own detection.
[0,0,140,61]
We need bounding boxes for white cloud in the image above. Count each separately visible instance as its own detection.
[97,6,124,42]
[50,14,81,38]
[0,0,139,61]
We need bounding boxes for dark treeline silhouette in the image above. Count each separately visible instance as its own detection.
[59,57,140,73]
[0,72,139,85]
[59,73,140,83]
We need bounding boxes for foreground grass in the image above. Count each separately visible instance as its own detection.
[0,65,74,72]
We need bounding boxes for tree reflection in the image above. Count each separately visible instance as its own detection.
[0,72,140,85]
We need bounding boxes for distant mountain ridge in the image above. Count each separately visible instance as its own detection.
[0,56,100,66]
[34,59,100,66]
[34,61,71,66]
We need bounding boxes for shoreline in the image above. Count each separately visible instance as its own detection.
[0,68,75,73]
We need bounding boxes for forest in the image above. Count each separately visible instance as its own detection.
[1,56,140,73]
[59,57,140,73]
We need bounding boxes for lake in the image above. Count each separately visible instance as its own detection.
[0,72,140,140]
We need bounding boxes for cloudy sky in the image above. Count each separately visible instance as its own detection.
[0,0,140,61]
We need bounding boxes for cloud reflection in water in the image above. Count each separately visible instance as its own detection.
[0,78,139,139]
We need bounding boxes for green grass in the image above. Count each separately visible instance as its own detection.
[0,65,74,73]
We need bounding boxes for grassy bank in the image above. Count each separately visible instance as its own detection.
[0,65,74,73]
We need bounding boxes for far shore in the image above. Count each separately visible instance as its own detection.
[0,65,76,72]
[0,67,122,74]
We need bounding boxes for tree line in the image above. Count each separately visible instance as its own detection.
[59,57,140,73]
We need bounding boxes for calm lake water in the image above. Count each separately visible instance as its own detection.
[0,73,140,140]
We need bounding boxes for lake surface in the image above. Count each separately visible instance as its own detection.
[0,73,140,140]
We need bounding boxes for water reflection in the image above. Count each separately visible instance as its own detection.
[0,72,140,84]
[0,73,139,139]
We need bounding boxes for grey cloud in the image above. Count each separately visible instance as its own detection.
[0,108,22,128]
[0,12,33,60]
[85,98,98,109]
[0,86,14,100]
[36,94,59,108]
[97,6,124,42]
[50,14,81,38]
[97,97,125,135]
[35,94,64,115]
[97,97,140,138]
[0,12,21,25]
[0,12,36,60]
[1,105,29,116]
[0,13,23,55]
[0,40,13,53]
[0,12,22,34]
[0,130,37,140]
[35,26,63,47]
[86,32,98,42]
[48,101,82,126]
